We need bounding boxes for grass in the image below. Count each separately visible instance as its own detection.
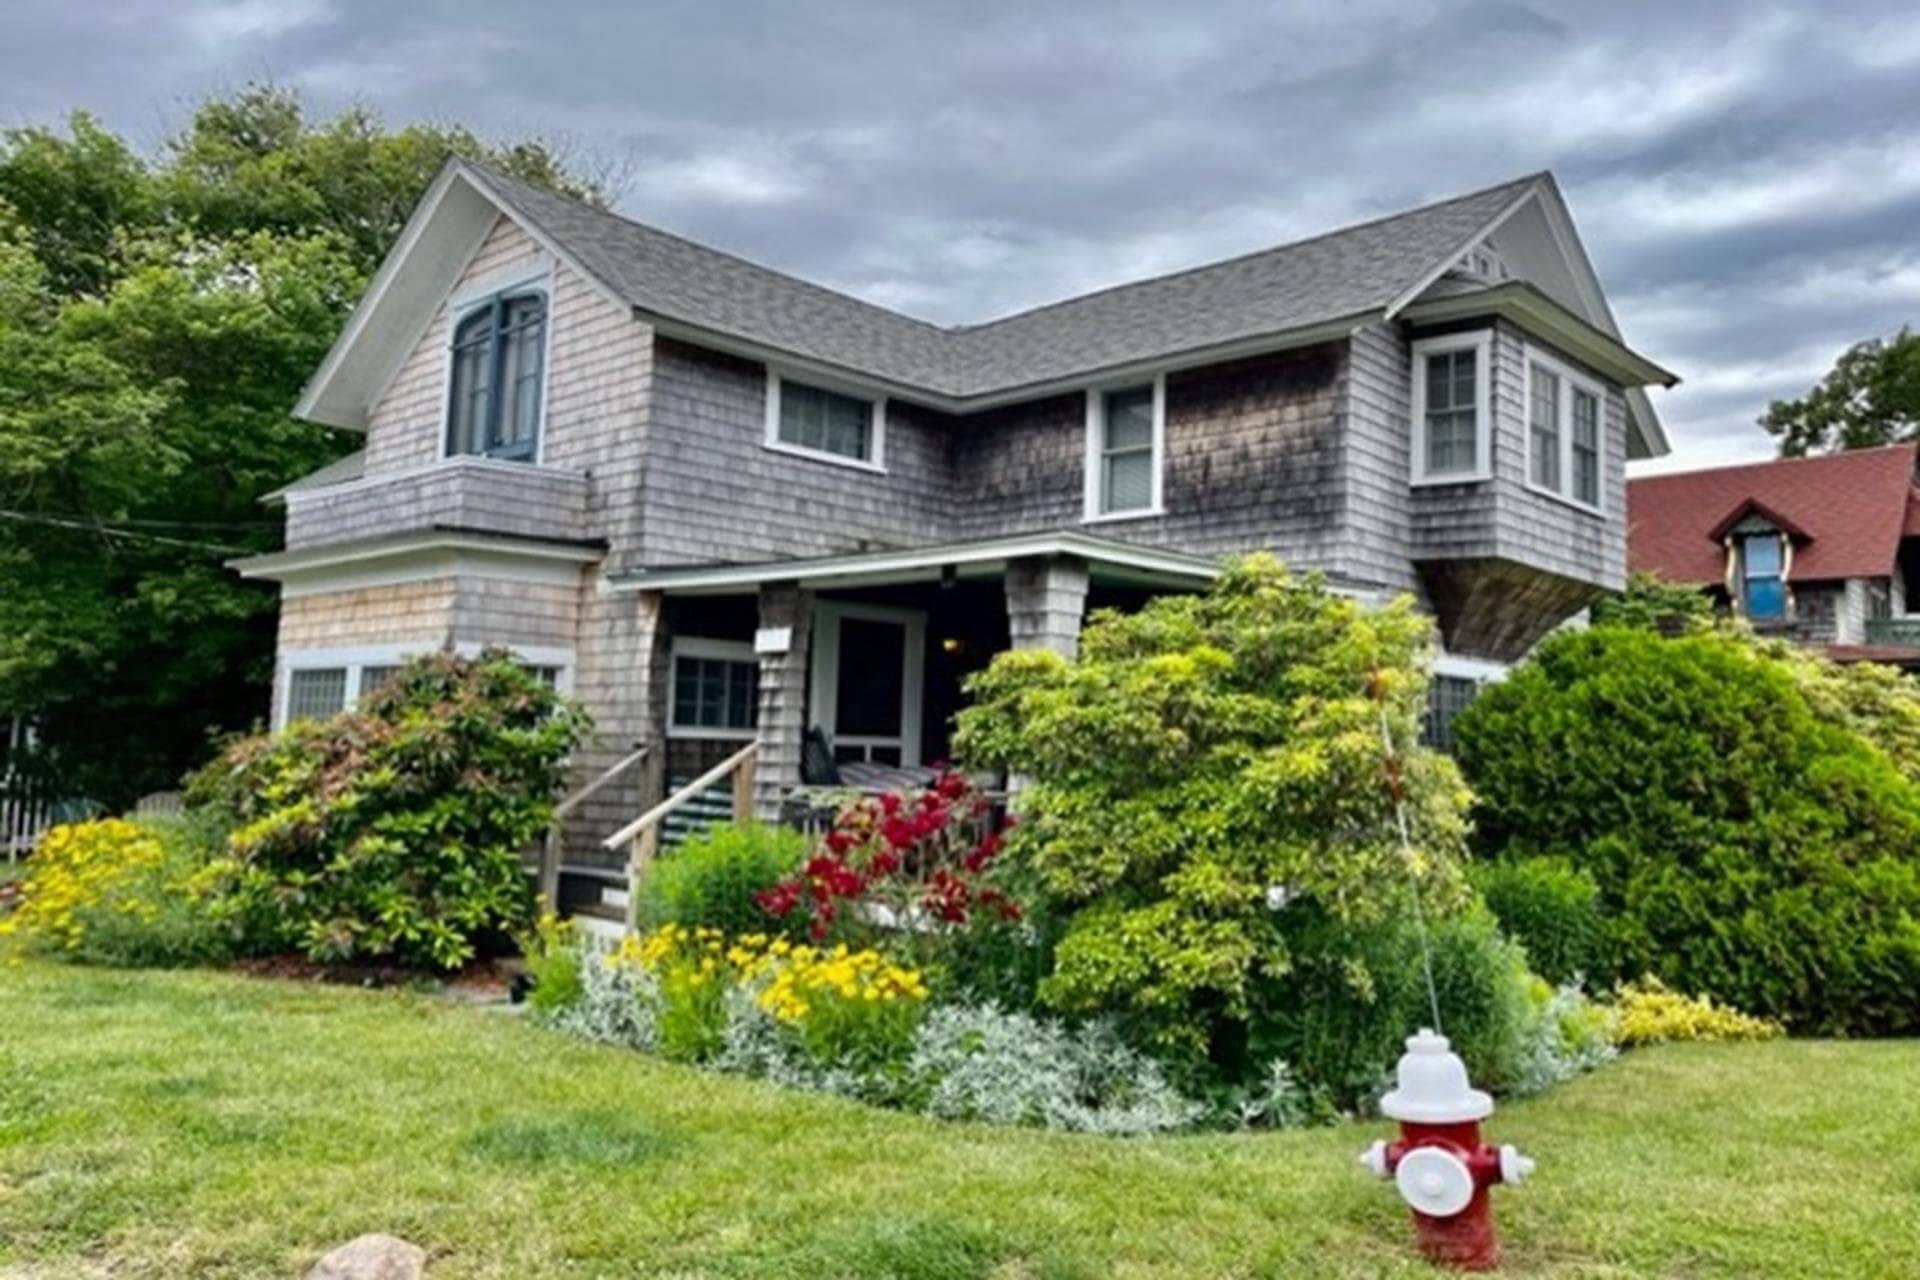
[2,962,1917,1279]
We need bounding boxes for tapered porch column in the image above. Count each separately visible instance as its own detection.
[1005,555,1090,658]
[753,582,814,820]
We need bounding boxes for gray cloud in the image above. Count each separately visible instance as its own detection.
[3,0,1916,470]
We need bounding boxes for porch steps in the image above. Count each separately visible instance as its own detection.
[659,777,736,848]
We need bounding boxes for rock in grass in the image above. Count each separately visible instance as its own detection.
[305,1234,427,1279]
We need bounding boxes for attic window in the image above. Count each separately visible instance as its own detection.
[447,290,547,461]
[1740,532,1787,622]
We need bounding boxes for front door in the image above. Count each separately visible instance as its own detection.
[809,601,926,766]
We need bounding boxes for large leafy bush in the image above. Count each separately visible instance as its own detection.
[1455,626,1920,1033]
[187,649,589,970]
[1471,856,1604,985]
[952,554,1473,1054]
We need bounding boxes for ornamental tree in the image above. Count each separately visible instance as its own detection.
[951,554,1472,1052]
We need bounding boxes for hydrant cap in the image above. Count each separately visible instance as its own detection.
[1378,1028,1493,1123]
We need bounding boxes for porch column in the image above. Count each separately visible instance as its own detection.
[753,582,814,821]
[1006,555,1090,658]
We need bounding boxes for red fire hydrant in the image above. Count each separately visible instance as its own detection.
[1358,1028,1534,1270]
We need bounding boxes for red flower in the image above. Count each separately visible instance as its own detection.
[881,815,918,849]
[935,770,969,800]
[879,791,902,816]
[825,829,855,854]
[755,880,801,917]
[868,848,902,876]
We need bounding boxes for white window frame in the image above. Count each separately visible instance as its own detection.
[1409,331,1493,486]
[763,367,888,473]
[1523,345,1607,516]
[667,637,761,740]
[276,642,574,729]
[440,259,556,467]
[808,601,926,767]
[1082,373,1166,523]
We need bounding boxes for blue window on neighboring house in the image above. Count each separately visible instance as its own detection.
[1742,534,1786,621]
[447,292,546,461]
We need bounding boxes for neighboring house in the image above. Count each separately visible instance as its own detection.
[1627,445,1920,666]
[232,160,1674,902]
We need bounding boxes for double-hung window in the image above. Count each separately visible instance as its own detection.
[448,290,547,461]
[670,639,760,738]
[1740,533,1787,622]
[1410,332,1491,483]
[1085,377,1164,520]
[286,668,349,723]
[765,374,884,468]
[1524,348,1606,513]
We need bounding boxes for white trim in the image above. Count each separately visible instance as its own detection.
[1522,344,1607,517]
[605,529,1221,596]
[279,453,585,506]
[447,256,555,314]
[763,367,888,473]
[666,637,761,741]
[440,272,556,467]
[1082,374,1167,523]
[231,533,599,598]
[1409,331,1494,486]
[276,641,575,729]
[1433,652,1509,683]
[809,601,926,767]
[1384,186,1541,320]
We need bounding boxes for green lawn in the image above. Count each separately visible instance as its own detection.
[1,962,1915,1279]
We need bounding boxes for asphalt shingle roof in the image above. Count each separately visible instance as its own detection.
[1627,445,1920,584]
[465,162,1540,399]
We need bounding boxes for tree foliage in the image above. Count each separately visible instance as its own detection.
[0,86,603,807]
[1589,570,1713,634]
[1455,627,1920,1033]
[951,555,1473,1053]
[1762,327,1920,456]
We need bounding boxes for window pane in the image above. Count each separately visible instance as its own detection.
[1530,365,1562,490]
[780,381,873,460]
[1745,575,1786,621]
[448,328,494,456]
[1421,675,1480,755]
[672,654,758,732]
[1422,349,1478,476]
[1102,386,1154,451]
[357,665,400,698]
[287,668,347,722]
[1744,534,1782,577]
[1104,450,1154,512]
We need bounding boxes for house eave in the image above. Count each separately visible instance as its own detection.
[1400,281,1679,391]
[230,526,604,585]
[602,529,1234,597]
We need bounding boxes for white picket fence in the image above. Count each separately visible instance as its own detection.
[2,783,53,863]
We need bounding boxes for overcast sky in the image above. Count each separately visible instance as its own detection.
[4,1,1916,471]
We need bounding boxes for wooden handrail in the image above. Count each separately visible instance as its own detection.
[537,744,650,908]
[603,740,758,930]
[602,741,757,850]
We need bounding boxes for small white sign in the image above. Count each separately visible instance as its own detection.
[754,626,793,655]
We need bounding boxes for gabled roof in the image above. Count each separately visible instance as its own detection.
[1628,445,1920,584]
[300,160,1673,453]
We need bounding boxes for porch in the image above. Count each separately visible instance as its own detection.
[554,531,1217,915]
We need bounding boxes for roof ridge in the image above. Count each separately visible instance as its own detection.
[1631,443,1917,483]
[456,157,954,336]
[461,156,1545,337]
[951,172,1546,333]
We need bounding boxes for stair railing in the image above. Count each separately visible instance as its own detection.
[601,741,758,930]
[539,744,651,909]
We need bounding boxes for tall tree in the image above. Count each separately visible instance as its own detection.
[0,86,605,808]
[1762,327,1920,456]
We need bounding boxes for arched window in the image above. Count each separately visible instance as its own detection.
[447,291,546,460]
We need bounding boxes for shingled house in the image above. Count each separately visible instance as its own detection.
[232,161,1675,905]
[1627,444,1920,666]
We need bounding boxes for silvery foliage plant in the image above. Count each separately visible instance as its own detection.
[546,948,660,1053]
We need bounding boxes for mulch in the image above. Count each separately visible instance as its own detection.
[229,953,522,1000]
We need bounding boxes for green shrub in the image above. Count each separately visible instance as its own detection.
[187,648,590,971]
[0,815,230,967]
[642,821,808,936]
[521,913,585,1014]
[1251,905,1536,1107]
[1608,977,1783,1046]
[953,553,1472,1054]
[1455,626,1920,1034]
[1471,856,1603,984]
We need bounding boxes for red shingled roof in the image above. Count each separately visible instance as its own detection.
[1628,445,1920,585]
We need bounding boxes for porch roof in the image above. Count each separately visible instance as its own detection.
[604,529,1231,596]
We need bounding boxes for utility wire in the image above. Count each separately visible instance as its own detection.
[1379,697,1444,1036]
[0,508,257,556]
